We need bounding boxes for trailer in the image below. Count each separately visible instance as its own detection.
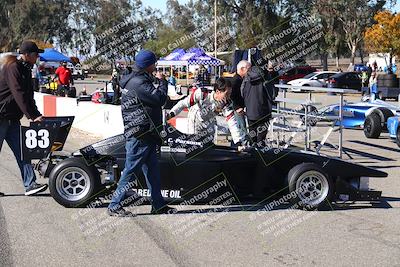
[362,86,400,101]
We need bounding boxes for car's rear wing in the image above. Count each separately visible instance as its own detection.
[20,116,74,161]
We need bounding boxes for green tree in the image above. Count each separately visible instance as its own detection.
[144,24,196,57]
[0,0,72,52]
[365,10,400,73]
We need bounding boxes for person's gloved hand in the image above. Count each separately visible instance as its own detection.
[166,112,175,120]
[237,139,252,152]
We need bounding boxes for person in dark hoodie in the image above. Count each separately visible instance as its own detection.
[231,60,251,115]
[0,40,48,196]
[241,65,276,146]
[107,49,176,217]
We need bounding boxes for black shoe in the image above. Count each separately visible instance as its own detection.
[107,207,136,217]
[0,192,4,197]
[25,183,48,196]
[151,206,177,215]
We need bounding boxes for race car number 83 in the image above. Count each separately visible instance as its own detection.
[25,129,50,149]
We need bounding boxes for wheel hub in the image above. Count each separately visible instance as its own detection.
[296,170,329,207]
[56,167,91,202]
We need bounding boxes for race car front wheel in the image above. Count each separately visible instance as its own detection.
[287,163,333,210]
[49,158,101,208]
[364,113,382,139]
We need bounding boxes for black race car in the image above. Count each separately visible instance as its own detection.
[24,116,387,210]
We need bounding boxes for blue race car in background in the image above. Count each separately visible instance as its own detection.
[387,116,400,147]
[313,98,400,139]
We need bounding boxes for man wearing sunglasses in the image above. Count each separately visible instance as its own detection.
[0,40,48,197]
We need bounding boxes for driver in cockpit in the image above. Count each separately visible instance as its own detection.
[167,77,248,146]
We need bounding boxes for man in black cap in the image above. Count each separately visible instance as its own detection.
[107,49,176,217]
[0,40,48,196]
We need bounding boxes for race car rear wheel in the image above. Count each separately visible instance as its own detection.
[49,158,101,208]
[364,113,382,138]
[300,105,318,127]
[287,163,333,210]
[396,127,400,148]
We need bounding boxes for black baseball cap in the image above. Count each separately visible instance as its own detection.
[19,41,44,54]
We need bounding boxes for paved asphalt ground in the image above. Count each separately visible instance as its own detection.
[1,90,400,266]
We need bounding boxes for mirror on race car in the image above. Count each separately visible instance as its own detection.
[20,116,74,161]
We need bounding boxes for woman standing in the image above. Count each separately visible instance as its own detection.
[0,41,48,196]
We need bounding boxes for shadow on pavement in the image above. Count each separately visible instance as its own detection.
[75,195,399,216]
[349,140,400,153]
[0,193,51,197]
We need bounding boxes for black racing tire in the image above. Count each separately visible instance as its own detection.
[287,163,333,210]
[377,108,395,125]
[300,105,318,127]
[68,87,77,98]
[364,112,382,138]
[49,158,101,208]
[396,127,400,148]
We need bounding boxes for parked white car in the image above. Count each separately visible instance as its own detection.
[67,62,86,80]
[287,71,338,91]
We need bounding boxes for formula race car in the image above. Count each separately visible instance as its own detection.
[24,116,387,210]
[312,98,399,139]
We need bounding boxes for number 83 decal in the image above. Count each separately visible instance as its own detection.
[25,129,50,149]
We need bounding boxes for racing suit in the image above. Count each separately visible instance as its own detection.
[169,88,247,144]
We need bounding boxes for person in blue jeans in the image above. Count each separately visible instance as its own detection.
[0,40,48,196]
[107,49,176,217]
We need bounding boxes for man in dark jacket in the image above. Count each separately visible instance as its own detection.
[241,66,276,146]
[108,49,176,217]
[231,60,251,114]
[0,40,48,196]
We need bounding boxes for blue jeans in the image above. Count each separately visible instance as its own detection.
[108,138,166,210]
[0,120,37,190]
[370,83,378,100]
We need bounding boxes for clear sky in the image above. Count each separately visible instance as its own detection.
[392,1,400,12]
[141,0,190,14]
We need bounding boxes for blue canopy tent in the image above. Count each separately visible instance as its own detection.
[188,54,222,66]
[156,48,224,84]
[157,48,186,66]
[40,48,71,62]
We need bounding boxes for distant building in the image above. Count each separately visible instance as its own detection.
[368,53,396,69]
